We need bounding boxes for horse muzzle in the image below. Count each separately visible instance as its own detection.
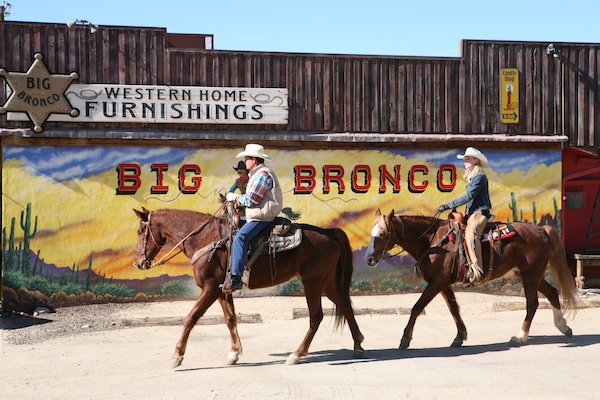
[364,255,379,268]
[364,237,380,267]
[133,259,152,270]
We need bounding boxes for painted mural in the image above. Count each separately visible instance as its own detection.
[2,145,562,308]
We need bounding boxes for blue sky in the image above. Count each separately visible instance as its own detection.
[6,0,600,57]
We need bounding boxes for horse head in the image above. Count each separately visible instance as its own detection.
[364,208,397,267]
[133,208,167,270]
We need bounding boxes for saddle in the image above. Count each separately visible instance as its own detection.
[446,212,516,283]
[229,208,302,270]
[248,216,303,256]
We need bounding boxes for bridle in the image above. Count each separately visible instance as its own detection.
[376,214,440,262]
[139,211,216,269]
[139,211,168,269]
[377,215,405,261]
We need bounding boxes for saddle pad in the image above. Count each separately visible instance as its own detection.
[250,223,302,255]
[482,224,516,242]
[448,222,516,243]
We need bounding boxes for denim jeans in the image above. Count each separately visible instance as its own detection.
[230,220,272,276]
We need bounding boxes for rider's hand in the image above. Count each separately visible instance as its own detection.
[438,205,448,213]
[226,192,238,202]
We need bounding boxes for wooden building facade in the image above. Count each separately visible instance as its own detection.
[2,21,600,291]
[2,21,600,142]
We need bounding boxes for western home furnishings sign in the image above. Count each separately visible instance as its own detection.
[7,83,289,125]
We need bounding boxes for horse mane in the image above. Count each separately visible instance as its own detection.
[396,214,440,227]
[152,208,225,232]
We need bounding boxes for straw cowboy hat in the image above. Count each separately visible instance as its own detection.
[233,160,249,172]
[457,147,488,167]
[236,144,271,161]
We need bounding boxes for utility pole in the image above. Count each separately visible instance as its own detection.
[1,2,11,22]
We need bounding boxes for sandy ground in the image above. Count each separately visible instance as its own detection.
[2,290,600,400]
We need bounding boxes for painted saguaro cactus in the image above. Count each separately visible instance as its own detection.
[508,192,523,223]
[19,202,38,275]
[2,217,17,270]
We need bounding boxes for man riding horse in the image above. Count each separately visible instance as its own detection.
[224,144,283,292]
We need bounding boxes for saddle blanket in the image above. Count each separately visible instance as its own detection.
[449,222,516,243]
[481,224,516,242]
[250,223,302,255]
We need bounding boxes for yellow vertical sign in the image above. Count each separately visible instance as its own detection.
[501,68,519,123]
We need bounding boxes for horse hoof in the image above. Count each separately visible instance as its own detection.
[564,327,573,338]
[450,340,463,348]
[170,356,183,369]
[285,354,301,365]
[509,336,525,347]
[353,347,365,359]
[398,342,409,351]
[226,351,239,365]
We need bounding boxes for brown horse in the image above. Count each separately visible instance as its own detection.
[364,209,579,350]
[133,207,364,368]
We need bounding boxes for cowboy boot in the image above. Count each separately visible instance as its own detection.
[469,238,485,284]
[220,272,243,293]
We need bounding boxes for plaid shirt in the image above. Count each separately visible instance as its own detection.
[238,171,273,207]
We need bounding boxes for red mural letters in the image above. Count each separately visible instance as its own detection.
[117,163,456,195]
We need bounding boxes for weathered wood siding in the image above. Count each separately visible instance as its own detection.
[462,41,600,146]
[1,22,599,146]
[167,50,460,133]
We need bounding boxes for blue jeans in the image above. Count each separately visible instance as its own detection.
[231,220,272,277]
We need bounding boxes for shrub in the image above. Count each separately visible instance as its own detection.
[378,277,403,292]
[161,280,192,296]
[61,282,84,295]
[352,279,374,293]
[3,269,25,290]
[279,277,304,296]
[25,275,61,296]
[544,271,556,287]
[92,282,135,298]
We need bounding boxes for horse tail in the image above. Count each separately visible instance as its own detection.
[330,227,355,329]
[543,225,579,313]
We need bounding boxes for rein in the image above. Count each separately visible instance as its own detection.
[416,211,443,242]
[144,204,227,268]
[380,215,405,260]
[379,214,443,266]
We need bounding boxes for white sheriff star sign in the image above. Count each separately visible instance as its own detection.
[0,52,80,133]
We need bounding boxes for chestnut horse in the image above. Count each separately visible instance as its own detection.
[133,207,364,368]
[365,209,579,350]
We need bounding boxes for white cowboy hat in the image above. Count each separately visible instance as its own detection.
[457,147,488,167]
[236,144,271,160]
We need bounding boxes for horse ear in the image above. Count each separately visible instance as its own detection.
[387,209,395,221]
[133,208,149,222]
[376,208,382,217]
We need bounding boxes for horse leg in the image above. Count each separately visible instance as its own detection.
[217,294,243,365]
[286,282,324,365]
[537,278,573,338]
[510,280,539,346]
[440,287,468,347]
[324,283,365,358]
[400,282,441,350]
[171,287,221,368]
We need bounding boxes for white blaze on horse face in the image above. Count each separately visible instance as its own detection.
[371,222,382,238]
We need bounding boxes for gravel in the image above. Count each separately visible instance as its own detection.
[1,302,147,345]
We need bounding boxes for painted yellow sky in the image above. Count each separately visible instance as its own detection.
[2,148,561,280]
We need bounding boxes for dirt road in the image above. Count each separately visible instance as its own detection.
[2,291,600,400]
